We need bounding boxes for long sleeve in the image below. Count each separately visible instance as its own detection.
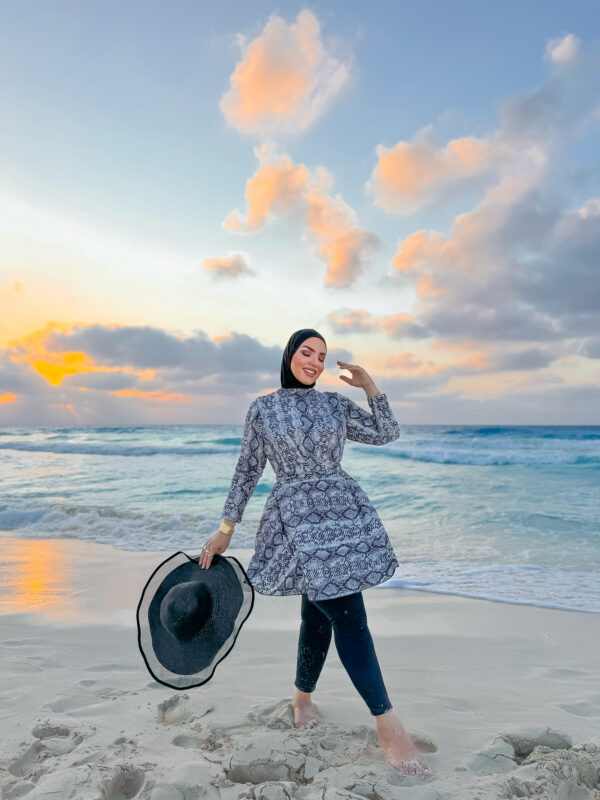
[338,391,400,446]
[221,400,267,523]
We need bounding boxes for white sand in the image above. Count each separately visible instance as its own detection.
[0,535,599,799]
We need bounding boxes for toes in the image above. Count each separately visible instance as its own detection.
[397,757,430,778]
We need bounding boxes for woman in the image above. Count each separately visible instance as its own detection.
[199,329,430,778]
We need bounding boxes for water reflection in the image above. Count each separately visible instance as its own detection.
[0,535,170,626]
[0,537,69,615]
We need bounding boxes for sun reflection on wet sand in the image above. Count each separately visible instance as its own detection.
[0,537,70,615]
[0,534,175,626]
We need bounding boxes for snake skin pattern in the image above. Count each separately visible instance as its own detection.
[221,387,401,601]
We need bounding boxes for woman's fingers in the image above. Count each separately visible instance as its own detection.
[337,360,360,371]
[199,538,214,568]
[198,533,229,568]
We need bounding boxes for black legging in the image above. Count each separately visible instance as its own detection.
[294,591,393,716]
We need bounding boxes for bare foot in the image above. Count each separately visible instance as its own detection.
[376,710,431,778]
[292,701,319,728]
[292,688,319,729]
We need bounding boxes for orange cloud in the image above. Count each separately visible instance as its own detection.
[0,393,18,404]
[325,308,377,333]
[367,133,492,214]
[7,322,157,386]
[201,253,250,277]
[225,146,378,287]
[32,351,95,386]
[390,230,452,297]
[220,9,349,136]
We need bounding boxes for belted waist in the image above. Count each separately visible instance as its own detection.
[273,466,348,486]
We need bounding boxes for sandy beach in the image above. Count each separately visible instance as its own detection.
[0,534,598,799]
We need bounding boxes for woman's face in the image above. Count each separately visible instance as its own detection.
[290,337,327,385]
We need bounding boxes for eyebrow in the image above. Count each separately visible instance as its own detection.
[301,345,327,357]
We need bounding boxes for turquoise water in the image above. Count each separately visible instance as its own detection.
[1,424,598,612]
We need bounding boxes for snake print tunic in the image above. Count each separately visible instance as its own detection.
[221,387,400,601]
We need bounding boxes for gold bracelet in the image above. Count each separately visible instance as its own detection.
[218,521,234,536]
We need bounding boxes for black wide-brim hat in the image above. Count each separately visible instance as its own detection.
[137,551,254,690]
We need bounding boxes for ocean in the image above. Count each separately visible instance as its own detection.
[1,423,599,613]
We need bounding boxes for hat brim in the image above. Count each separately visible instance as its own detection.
[137,551,254,690]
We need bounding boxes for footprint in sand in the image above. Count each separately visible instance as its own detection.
[97,763,146,799]
[4,762,147,800]
[156,693,212,724]
[467,726,574,775]
[7,719,95,780]
[69,735,140,768]
[172,733,204,749]
[157,693,194,724]
[43,692,98,713]
[248,698,325,731]
[248,699,295,730]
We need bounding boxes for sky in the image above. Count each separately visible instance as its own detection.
[1,0,599,425]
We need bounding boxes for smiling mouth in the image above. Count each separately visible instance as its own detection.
[303,369,316,376]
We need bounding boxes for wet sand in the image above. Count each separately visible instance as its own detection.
[0,534,598,799]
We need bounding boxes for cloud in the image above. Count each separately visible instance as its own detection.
[367,131,495,214]
[375,34,600,352]
[201,253,251,278]
[545,33,580,64]
[327,307,560,376]
[380,378,600,425]
[384,348,489,376]
[2,321,596,425]
[580,337,600,359]
[490,347,556,371]
[0,324,286,424]
[367,33,595,216]
[224,146,378,287]
[0,323,371,424]
[219,9,350,137]
[4,323,286,393]
[326,308,430,340]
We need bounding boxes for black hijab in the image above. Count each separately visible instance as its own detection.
[280,329,327,389]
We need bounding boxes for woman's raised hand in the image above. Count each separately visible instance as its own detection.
[337,360,374,390]
[198,531,231,569]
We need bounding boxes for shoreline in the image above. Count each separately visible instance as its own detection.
[1,531,597,616]
[1,535,599,798]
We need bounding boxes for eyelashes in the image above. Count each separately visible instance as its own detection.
[302,350,325,362]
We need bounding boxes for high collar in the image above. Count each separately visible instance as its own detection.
[278,386,316,393]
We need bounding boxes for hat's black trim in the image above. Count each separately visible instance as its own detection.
[136,551,255,690]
